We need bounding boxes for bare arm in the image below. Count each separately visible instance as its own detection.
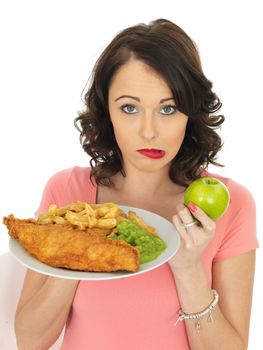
[172,251,255,350]
[15,269,79,350]
[212,251,256,348]
[169,204,256,349]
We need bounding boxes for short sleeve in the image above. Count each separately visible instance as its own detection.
[34,168,73,215]
[213,181,259,262]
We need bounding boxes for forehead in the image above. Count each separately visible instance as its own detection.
[108,59,172,98]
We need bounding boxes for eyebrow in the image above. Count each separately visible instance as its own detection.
[114,95,175,103]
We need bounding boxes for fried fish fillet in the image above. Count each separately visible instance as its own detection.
[3,215,140,272]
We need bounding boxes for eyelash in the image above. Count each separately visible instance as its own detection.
[120,103,177,115]
[160,104,177,115]
[121,104,137,114]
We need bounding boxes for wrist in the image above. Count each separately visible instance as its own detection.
[174,289,219,331]
[170,260,204,279]
[170,260,214,314]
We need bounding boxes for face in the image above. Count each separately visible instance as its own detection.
[108,59,188,174]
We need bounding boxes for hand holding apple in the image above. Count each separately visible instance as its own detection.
[184,177,230,221]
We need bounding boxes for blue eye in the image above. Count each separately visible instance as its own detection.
[121,104,137,114]
[160,104,177,115]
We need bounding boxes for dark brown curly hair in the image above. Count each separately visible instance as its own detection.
[75,18,224,187]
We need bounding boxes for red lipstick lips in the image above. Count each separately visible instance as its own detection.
[137,148,165,159]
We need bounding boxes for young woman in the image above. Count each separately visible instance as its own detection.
[14,19,258,350]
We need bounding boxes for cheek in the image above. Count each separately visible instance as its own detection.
[110,114,137,143]
[111,123,132,148]
[166,123,187,147]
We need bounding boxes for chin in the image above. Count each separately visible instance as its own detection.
[129,159,171,174]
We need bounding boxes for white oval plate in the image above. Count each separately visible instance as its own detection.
[9,205,180,280]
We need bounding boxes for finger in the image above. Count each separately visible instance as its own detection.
[187,203,216,234]
[176,203,197,226]
[175,204,202,246]
[172,214,191,245]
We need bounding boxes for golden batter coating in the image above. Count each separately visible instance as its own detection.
[3,215,140,273]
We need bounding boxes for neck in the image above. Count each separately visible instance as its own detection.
[112,166,184,199]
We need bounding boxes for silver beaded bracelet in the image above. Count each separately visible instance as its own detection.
[174,289,219,331]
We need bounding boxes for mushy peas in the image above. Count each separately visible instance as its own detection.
[111,219,166,264]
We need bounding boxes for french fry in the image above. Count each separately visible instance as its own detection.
[52,216,66,224]
[37,201,155,238]
[48,204,58,217]
[128,211,158,236]
[65,210,97,229]
[102,206,119,219]
[94,218,117,229]
[95,206,110,218]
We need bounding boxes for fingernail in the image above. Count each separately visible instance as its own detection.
[188,203,197,213]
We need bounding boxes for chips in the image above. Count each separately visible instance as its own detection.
[37,201,126,231]
[37,201,157,238]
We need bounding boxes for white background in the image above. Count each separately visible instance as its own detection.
[0,0,262,349]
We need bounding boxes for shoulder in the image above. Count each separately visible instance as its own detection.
[43,166,96,204]
[208,172,258,262]
[206,171,255,211]
[46,166,92,187]
[35,167,96,213]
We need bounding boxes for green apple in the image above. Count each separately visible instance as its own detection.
[184,177,230,221]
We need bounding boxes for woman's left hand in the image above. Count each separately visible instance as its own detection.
[168,202,216,272]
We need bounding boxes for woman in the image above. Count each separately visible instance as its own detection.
[14,19,258,350]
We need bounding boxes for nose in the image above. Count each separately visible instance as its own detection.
[138,115,158,141]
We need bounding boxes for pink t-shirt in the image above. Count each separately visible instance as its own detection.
[35,166,259,350]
